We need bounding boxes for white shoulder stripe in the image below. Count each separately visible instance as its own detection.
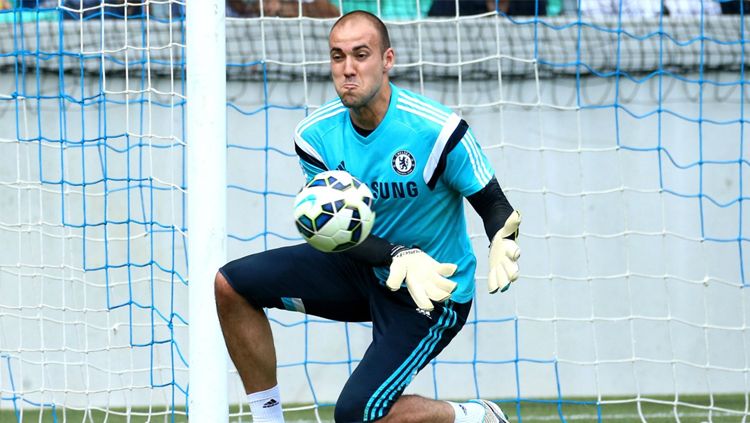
[463,132,490,184]
[311,99,344,117]
[466,132,492,182]
[296,106,347,136]
[297,101,344,128]
[294,105,346,167]
[398,97,450,123]
[395,104,445,126]
[462,132,492,185]
[398,92,450,120]
[423,113,462,185]
[299,102,341,126]
[459,136,487,186]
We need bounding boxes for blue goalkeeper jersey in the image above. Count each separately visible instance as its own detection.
[294,83,495,303]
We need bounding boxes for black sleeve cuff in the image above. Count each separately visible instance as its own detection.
[342,235,400,266]
[466,177,515,241]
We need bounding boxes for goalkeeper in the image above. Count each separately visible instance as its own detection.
[215,10,520,423]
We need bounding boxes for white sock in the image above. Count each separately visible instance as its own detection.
[448,401,486,423]
[248,385,285,423]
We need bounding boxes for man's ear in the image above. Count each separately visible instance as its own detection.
[383,48,395,72]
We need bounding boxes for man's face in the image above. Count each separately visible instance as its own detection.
[329,18,393,109]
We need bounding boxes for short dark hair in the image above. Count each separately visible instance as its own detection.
[330,10,391,53]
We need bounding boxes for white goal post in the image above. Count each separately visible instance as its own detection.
[186,0,228,421]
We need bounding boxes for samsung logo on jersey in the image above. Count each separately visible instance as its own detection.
[369,181,418,199]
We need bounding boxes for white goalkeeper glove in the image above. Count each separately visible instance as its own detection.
[488,210,521,294]
[385,247,458,311]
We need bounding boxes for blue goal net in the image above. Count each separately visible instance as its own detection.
[0,1,748,422]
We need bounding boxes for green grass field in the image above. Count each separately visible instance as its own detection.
[1,394,747,422]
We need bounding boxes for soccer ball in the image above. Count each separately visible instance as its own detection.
[293,170,376,253]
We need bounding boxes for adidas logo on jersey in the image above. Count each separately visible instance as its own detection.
[416,308,432,319]
[262,399,279,408]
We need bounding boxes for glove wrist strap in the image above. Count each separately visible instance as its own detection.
[390,245,415,257]
[492,210,521,244]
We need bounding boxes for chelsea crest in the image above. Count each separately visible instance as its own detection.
[391,150,415,176]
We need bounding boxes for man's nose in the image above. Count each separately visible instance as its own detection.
[343,56,356,75]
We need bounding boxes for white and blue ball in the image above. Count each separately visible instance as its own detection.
[293,170,375,253]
